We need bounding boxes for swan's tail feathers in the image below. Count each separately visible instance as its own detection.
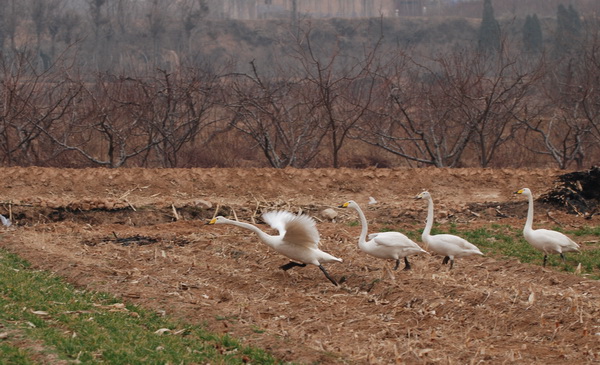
[327,255,343,263]
[567,238,581,252]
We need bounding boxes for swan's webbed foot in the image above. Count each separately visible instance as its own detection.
[280,261,307,271]
[319,264,338,286]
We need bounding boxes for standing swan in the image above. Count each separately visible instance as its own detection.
[208,211,342,285]
[415,191,483,269]
[340,200,426,270]
[514,188,580,266]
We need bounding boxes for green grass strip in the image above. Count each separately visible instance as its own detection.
[386,223,600,279]
[0,342,36,365]
[0,248,282,364]
[446,224,600,278]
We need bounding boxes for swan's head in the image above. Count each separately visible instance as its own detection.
[415,191,431,200]
[207,216,228,225]
[339,200,358,209]
[514,188,531,196]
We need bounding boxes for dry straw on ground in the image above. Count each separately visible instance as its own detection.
[0,167,599,363]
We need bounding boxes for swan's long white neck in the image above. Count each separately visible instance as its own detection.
[220,218,274,247]
[524,193,534,233]
[352,204,369,249]
[423,196,434,240]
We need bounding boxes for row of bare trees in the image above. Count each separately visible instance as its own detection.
[1,27,599,169]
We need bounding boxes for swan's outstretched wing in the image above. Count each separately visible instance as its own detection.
[283,214,320,248]
[262,211,319,248]
[262,211,296,234]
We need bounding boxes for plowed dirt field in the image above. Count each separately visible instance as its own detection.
[1,167,599,364]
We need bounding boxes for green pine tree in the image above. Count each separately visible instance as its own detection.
[554,4,582,56]
[567,5,582,37]
[522,14,543,54]
[478,0,501,53]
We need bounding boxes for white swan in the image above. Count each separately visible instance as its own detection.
[208,211,342,285]
[514,188,580,266]
[340,200,427,270]
[415,191,483,269]
[0,214,10,227]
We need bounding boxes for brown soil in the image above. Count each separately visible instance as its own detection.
[1,167,599,364]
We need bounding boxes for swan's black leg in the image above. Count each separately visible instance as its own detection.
[542,255,548,267]
[319,264,338,286]
[449,259,454,270]
[560,253,566,263]
[393,259,400,270]
[403,257,411,271]
[280,261,306,271]
[442,256,450,265]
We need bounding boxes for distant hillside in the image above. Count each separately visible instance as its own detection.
[6,0,594,73]
[201,0,599,20]
[194,17,480,72]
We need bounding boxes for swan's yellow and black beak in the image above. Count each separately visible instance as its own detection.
[339,202,350,208]
[414,193,423,200]
[206,217,217,225]
[514,189,524,195]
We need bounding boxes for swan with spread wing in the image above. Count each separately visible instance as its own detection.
[208,211,342,285]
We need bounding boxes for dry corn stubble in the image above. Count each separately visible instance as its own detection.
[1,167,599,364]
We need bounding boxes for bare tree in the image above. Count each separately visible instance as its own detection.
[519,115,588,169]
[139,68,223,167]
[227,61,325,168]
[519,30,600,169]
[0,52,80,166]
[358,52,474,167]
[40,73,161,168]
[445,47,542,167]
[576,28,600,156]
[290,24,383,167]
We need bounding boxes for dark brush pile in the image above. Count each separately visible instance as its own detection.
[541,166,600,217]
